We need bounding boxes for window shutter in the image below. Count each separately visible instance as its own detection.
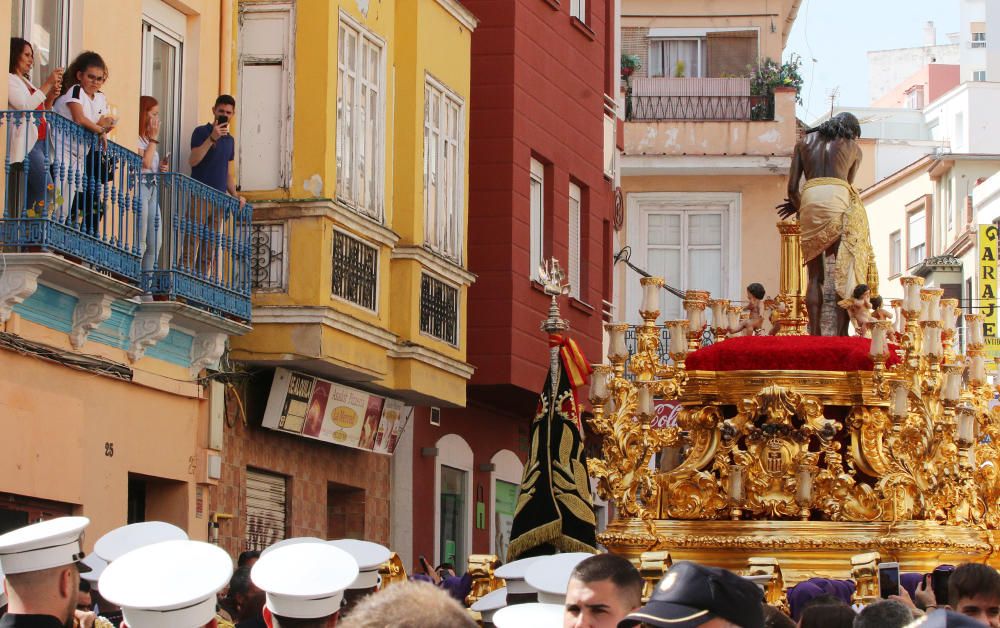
[245,469,287,551]
[569,183,582,299]
[706,31,758,78]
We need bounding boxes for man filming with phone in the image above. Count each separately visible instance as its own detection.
[186,94,246,274]
[189,94,244,206]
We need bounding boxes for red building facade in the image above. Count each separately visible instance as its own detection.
[406,0,616,572]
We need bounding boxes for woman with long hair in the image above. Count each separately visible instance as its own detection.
[7,37,63,215]
[138,96,169,278]
[53,51,116,232]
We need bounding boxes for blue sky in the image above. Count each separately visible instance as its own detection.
[785,0,960,123]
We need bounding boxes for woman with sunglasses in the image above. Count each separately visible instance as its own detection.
[7,37,63,216]
[53,51,117,233]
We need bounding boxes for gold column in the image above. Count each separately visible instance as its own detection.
[775,221,808,336]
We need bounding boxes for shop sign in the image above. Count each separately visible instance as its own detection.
[262,368,412,455]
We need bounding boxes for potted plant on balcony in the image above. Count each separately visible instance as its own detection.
[621,54,640,120]
[749,54,804,120]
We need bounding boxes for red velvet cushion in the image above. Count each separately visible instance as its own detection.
[685,336,902,372]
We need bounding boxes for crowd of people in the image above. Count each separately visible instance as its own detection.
[0,516,998,628]
[7,37,245,290]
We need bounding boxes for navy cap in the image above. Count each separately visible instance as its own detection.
[618,561,764,628]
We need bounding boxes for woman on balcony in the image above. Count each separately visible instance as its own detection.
[53,51,117,233]
[7,37,63,217]
[138,96,169,282]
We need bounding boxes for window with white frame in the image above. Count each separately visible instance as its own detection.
[424,78,464,262]
[905,86,924,110]
[649,39,704,78]
[435,434,473,575]
[11,0,68,88]
[890,230,902,276]
[908,210,927,267]
[237,3,293,190]
[972,31,986,48]
[568,182,582,299]
[337,14,384,220]
[645,211,724,319]
[973,70,987,82]
[944,175,954,232]
[570,0,586,22]
[529,158,545,281]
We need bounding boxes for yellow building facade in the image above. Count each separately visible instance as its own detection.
[231,0,477,408]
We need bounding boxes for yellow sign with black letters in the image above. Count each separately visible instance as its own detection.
[980,224,998,343]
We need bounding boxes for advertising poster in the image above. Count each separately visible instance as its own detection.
[262,368,411,455]
[321,384,371,446]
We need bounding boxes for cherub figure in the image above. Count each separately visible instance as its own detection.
[870,295,892,323]
[839,283,875,336]
[728,283,766,336]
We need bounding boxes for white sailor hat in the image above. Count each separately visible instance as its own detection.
[327,539,391,589]
[259,536,325,556]
[471,586,507,624]
[525,553,594,604]
[80,553,107,584]
[99,540,232,628]
[492,602,564,628]
[0,516,90,575]
[251,542,359,619]
[495,556,543,595]
[94,521,187,563]
[0,562,6,607]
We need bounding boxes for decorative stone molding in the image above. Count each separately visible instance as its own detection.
[190,332,228,377]
[70,294,114,349]
[128,310,173,362]
[0,268,41,323]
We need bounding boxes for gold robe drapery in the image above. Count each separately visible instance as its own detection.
[799,177,878,300]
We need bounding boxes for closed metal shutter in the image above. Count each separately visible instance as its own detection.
[245,469,286,551]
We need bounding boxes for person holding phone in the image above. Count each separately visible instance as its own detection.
[137,96,169,280]
[186,94,245,275]
[8,37,63,217]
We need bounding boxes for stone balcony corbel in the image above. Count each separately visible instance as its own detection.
[0,267,41,323]
[70,294,115,349]
[128,307,173,362]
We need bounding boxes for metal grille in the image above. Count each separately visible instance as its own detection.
[420,274,459,345]
[332,230,378,310]
[623,325,716,381]
[251,223,286,291]
[626,95,773,121]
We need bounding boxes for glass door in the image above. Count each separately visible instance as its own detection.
[11,0,69,88]
[141,21,182,172]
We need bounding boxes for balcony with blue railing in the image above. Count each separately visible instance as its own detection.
[141,173,252,321]
[0,109,252,333]
[2,109,142,281]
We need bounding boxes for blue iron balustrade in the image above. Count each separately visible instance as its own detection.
[623,324,716,381]
[1,109,142,280]
[141,173,252,322]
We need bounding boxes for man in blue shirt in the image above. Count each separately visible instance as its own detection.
[189,94,244,205]
[186,94,245,275]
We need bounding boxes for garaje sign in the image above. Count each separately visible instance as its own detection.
[262,368,412,455]
[981,224,998,340]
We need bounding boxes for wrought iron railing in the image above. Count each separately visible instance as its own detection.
[623,325,716,381]
[332,230,378,310]
[1,110,142,280]
[142,173,252,322]
[625,95,774,122]
[251,222,286,292]
[420,274,458,345]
